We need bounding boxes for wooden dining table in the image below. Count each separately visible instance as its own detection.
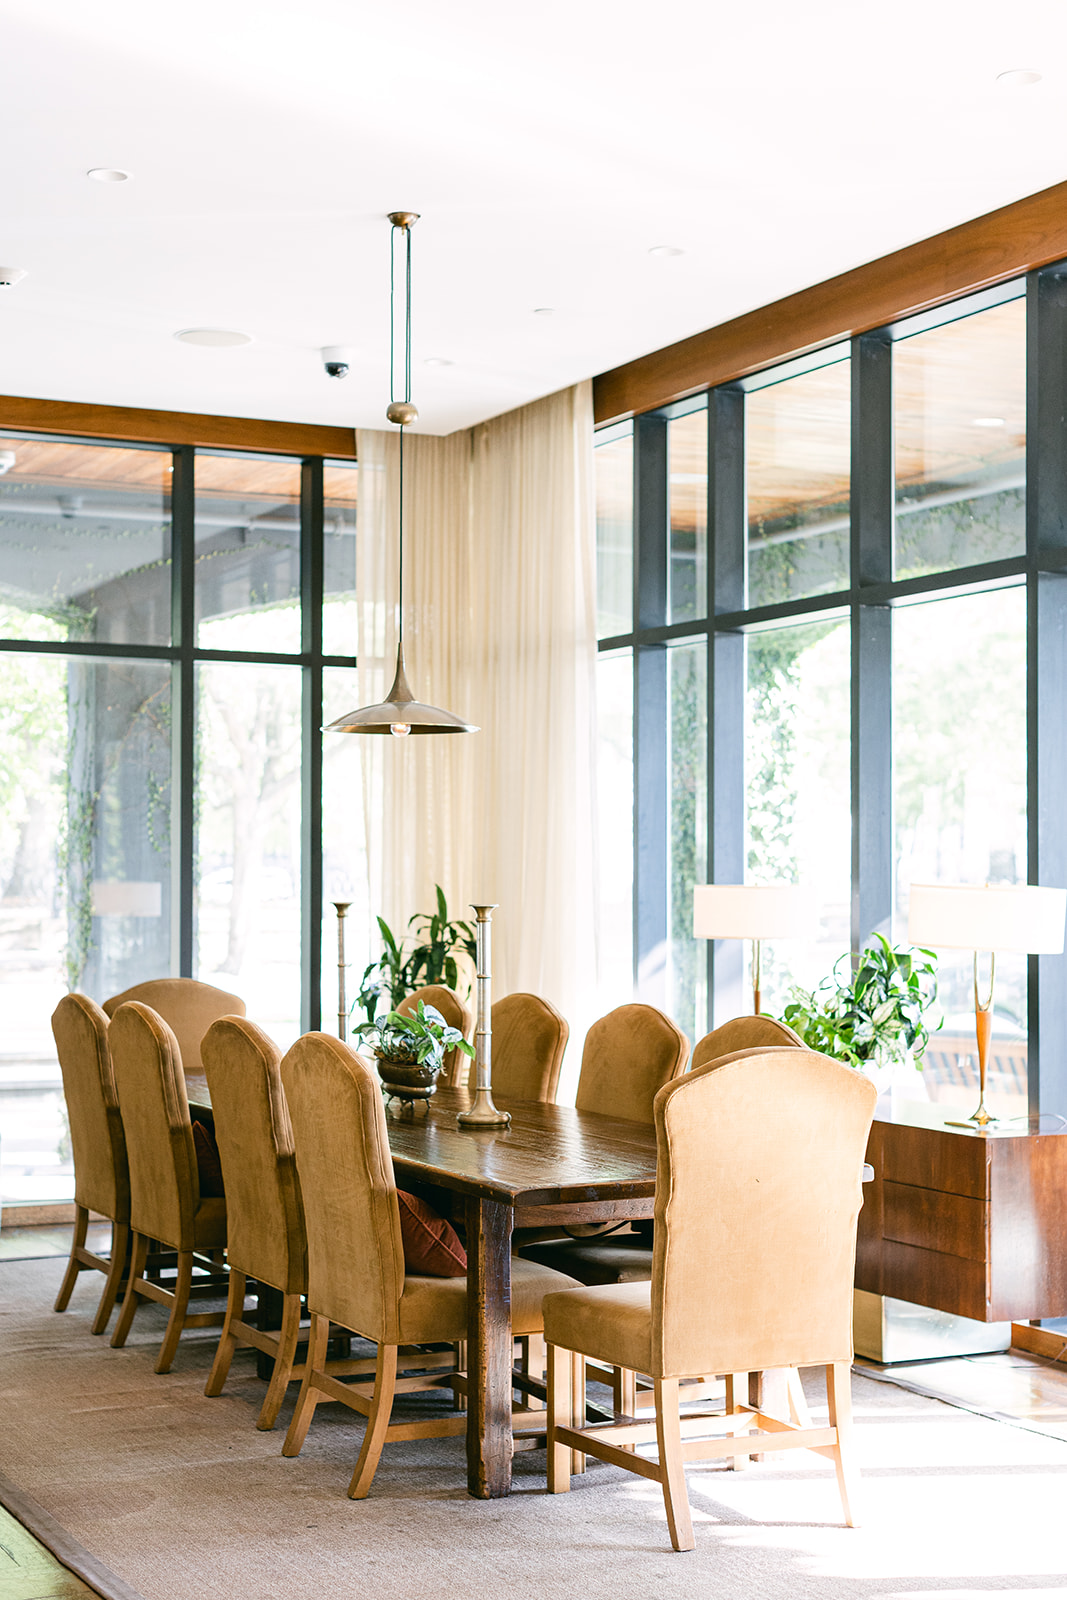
[185,1074,659,1499]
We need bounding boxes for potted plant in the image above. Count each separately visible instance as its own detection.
[354,886,477,1026]
[781,934,938,1087]
[353,1000,475,1106]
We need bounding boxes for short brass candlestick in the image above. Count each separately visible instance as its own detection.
[457,904,510,1128]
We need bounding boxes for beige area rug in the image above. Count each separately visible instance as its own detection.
[2,1257,1067,1600]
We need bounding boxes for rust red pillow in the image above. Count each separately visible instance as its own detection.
[397,1189,466,1277]
[192,1119,225,1198]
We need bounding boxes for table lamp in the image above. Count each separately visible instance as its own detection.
[907,882,1066,1129]
[693,883,819,1014]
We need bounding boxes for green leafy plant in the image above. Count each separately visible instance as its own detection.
[353,1000,475,1071]
[354,885,476,1024]
[782,934,939,1071]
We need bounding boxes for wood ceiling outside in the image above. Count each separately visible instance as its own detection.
[604,297,1026,537]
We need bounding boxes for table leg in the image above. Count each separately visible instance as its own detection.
[465,1196,514,1498]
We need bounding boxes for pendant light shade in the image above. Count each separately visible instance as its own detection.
[324,210,478,740]
[324,643,477,736]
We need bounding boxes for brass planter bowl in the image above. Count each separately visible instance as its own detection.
[374,1051,442,1103]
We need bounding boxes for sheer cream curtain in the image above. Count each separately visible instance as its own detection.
[354,382,599,1086]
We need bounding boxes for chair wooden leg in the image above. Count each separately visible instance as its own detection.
[257,1291,303,1431]
[53,1205,89,1313]
[282,1313,330,1458]
[570,1350,587,1475]
[524,1333,547,1410]
[826,1361,861,1527]
[347,1343,399,1499]
[155,1250,193,1374]
[654,1377,694,1553]
[110,1233,149,1348]
[452,1340,467,1410]
[787,1366,812,1427]
[615,1365,638,1451]
[725,1370,751,1471]
[546,1342,571,1494]
[205,1269,246,1398]
[91,1220,130,1335]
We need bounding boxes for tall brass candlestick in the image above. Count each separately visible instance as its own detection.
[457,904,510,1128]
[334,901,352,1042]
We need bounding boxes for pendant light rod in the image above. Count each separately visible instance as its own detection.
[322,210,478,738]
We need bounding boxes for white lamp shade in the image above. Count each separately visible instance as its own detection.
[90,880,162,918]
[908,882,1066,955]
[693,883,819,942]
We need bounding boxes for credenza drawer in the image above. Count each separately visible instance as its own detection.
[881,1241,989,1322]
[883,1181,988,1261]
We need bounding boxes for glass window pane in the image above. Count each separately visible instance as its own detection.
[323,462,358,658]
[668,410,707,623]
[321,668,373,1030]
[595,431,632,638]
[744,619,850,1016]
[595,651,633,1008]
[196,662,302,1046]
[893,588,1027,1114]
[894,298,1025,580]
[195,454,302,651]
[0,438,171,645]
[0,653,171,1206]
[667,640,706,1040]
[746,361,851,608]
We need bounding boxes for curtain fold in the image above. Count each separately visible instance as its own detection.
[354,382,598,1082]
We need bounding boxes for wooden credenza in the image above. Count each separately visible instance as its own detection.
[855,1100,1067,1323]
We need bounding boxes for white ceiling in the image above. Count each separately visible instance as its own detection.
[2,0,1067,437]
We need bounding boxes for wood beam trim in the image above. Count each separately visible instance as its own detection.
[593,179,1067,425]
[0,394,357,458]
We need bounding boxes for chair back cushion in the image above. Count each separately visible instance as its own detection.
[102,979,246,1073]
[202,1017,307,1295]
[576,1003,689,1123]
[109,1002,199,1251]
[651,1047,877,1378]
[281,1033,405,1343]
[489,992,569,1103]
[690,1014,804,1072]
[51,993,129,1222]
[395,985,473,1087]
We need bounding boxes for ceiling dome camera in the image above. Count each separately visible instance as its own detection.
[321,344,351,379]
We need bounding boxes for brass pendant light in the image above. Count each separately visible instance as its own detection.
[324,211,478,738]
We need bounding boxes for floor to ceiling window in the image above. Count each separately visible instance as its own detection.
[594,275,1064,1115]
[0,435,357,1207]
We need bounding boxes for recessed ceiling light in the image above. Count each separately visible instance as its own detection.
[174,328,252,348]
[996,68,1041,87]
[0,266,28,289]
[533,307,554,317]
[87,168,131,183]
[649,245,684,258]
[972,416,1006,428]
[424,356,452,367]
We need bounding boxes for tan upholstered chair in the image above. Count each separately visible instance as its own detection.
[543,1047,879,1551]
[690,1013,803,1071]
[109,1002,228,1372]
[279,1032,580,1497]
[489,992,569,1103]
[574,1002,689,1122]
[201,1017,308,1428]
[51,994,130,1334]
[102,977,245,1075]
[519,1001,688,1268]
[394,984,473,1087]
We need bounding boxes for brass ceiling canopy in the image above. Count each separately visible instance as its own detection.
[324,211,478,739]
